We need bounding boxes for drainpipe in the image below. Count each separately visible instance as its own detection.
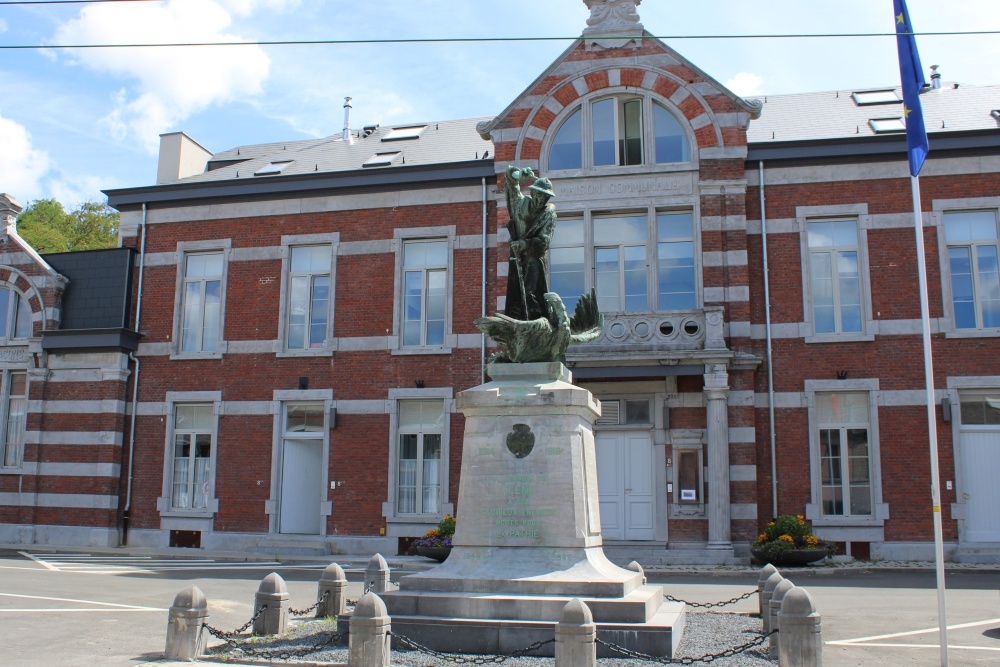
[759,162,778,519]
[481,177,488,381]
[122,203,148,546]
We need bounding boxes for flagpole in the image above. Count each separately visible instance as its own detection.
[909,172,949,666]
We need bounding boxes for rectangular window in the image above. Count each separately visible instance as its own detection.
[180,252,223,352]
[808,220,863,334]
[549,216,585,314]
[945,210,1000,330]
[171,404,214,510]
[594,214,647,313]
[0,288,31,339]
[657,212,696,310]
[286,245,331,350]
[402,240,447,347]
[1,372,26,467]
[816,393,872,517]
[592,98,643,167]
[396,400,443,515]
[676,449,701,504]
[959,393,1000,425]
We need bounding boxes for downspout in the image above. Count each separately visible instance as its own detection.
[481,177,488,381]
[759,161,778,519]
[122,203,147,545]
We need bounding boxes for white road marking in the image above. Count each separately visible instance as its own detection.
[827,642,1000,652]
[0,592,165,611]
[828,617,1000,644]
[0,609,165,613]
[18,551,58,571]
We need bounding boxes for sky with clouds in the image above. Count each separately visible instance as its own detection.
[0,0,997,208]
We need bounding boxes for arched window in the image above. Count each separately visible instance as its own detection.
[653,102,690,164]
[545,92,693,172]
[0,287,31,339]
[548,109,582,171]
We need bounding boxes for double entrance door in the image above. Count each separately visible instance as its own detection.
[596,431,655,541]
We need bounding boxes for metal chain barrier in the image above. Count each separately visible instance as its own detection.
[596,629,776,665]
[289,590,330,617]
[391,631,555,664]
[663,589,757,609]
[206,629,345,662]
[203,604,267,641]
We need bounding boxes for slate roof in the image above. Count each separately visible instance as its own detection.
[43,248,134,330]
[165,117,494,185]
[748,83,1000,144]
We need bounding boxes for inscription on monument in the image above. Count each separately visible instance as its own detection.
[0,348,28,363]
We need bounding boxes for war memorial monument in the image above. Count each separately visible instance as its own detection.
[370,166,686,656]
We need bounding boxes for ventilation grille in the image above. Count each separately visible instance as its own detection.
[597,400,621,425]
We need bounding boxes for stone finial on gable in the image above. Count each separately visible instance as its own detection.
[583,0,643,51]
[0,193,23,245]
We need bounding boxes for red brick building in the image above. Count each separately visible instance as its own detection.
[4,1,999,562]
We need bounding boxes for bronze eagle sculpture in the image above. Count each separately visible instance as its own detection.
[475,289,604,363]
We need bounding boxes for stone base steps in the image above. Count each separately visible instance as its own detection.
[952,544,1000,564]
[254,536,330,557]
[603,542,747,567]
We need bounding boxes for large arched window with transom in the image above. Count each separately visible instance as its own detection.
[0,286,31,340]
[545,93,692,172]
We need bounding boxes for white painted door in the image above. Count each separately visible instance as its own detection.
[596,431,655,541]
[279,438,323,534]
[961,429,1000,542]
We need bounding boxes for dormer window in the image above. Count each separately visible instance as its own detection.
[546,94,691,172]
[0,287,31,340]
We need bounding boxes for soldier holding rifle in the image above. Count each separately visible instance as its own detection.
[504,164,556,321]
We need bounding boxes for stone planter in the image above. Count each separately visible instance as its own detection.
[415,545,452,562]
[751,547,829,567]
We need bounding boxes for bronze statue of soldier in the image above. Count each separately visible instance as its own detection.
[504,165,556,321]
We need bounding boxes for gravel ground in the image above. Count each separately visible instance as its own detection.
[208,611,773,666]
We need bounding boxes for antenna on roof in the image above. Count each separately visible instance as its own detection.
[342,97,353,143]
[930,65,942,90]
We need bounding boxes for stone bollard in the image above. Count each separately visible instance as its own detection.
[317,562,348,618]
[254,572,290,636]
[625,560,647,585]
[768,578,796,660]
[555,598,597,667]
[757,563,779,617]
[365,553,390,594]
[760,571,784,633]
[779,587,823,667]
[349,592,391,667]
[165,585,209,661]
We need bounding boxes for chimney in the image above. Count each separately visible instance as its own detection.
[342,97,353,142]
[157,132,213,184]
[930,65,942,90]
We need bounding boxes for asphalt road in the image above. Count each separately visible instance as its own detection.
[0,550,997,666]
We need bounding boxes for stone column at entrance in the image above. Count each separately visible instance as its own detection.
[704,364,732,550]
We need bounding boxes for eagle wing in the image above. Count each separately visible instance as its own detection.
[569,288,604,344]
[475,313,555,362]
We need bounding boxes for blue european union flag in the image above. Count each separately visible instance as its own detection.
[894,0,929,176]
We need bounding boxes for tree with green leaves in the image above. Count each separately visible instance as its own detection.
[15,198,119,253]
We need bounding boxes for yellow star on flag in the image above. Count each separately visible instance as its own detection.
[897,13,906,25]
[903,105,912,119]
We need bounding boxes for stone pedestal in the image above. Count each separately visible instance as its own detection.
[362,363,684,657]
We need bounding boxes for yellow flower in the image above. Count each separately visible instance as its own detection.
[424,528,440,539]
[768,521,775,526]
[796,514,804,519]
[806,535,819,546]
[779,534,794,543]
[757,533,767,543]
[798,519,806,525]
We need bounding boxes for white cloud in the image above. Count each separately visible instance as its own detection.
[0,18,8,34]
[52,1,271,153]
[219,0,301,17]
[725,72,764,97]
[0,114,52,202]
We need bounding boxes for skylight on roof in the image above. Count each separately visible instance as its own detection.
[853,90,901,106]
[363,151,401,168]
[254,160,293,176]
[382,126,426,142]
[869,118,906,133]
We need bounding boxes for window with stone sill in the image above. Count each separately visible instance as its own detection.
[170,404,214,511]
[816,392,873,518]
[0,287,32,340]
[396,400,444,516]
[546,94,692,172]
[285,245,332,351]
[0,371,27,468]
[806,219,864,336]
[944,210,1000,331]
[401,240,448,348]
[172,243,231,358]
[548,209,698,316]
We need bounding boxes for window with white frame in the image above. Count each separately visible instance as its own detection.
[180,252,224,352]
[944,210,1000,330]
[549,216,586,314]
[547,94,692,171]
[0,287,31,339]
[657,212,697,310]
[286,245,331,350]
[0,371,26,467]
[674,447,703,505]
[396,400,443,515]
[170,404,214,510]
[401,240,447,347]
[594,213,648,313]
[816,393,873,517]
[959,392,1000,425]
[807,219,864,335]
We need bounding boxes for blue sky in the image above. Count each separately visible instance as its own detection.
[0,0,997,207]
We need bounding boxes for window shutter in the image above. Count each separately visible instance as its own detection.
[597,400,620,425]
